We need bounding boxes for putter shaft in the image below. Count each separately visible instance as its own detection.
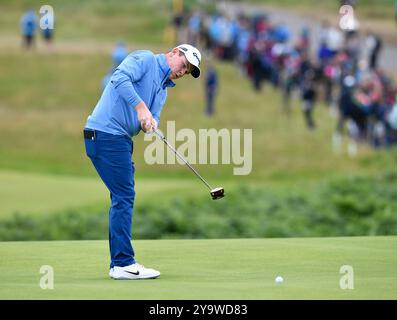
[154,130,213,191]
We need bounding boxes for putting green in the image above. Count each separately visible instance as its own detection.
[0,236,396,299]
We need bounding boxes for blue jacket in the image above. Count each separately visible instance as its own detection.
[86,50,175,137]
[20,11,37,36]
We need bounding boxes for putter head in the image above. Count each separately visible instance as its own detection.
[210,187,225,200]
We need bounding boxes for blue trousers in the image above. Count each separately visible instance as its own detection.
[84,129,135,268]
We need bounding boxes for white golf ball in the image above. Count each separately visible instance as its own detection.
[275,276,284,284]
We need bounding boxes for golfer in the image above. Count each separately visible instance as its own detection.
[83,44,201,280]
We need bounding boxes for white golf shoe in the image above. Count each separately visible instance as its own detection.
[110,263,160,280]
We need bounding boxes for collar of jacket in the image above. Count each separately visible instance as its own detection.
[156,54,176,89]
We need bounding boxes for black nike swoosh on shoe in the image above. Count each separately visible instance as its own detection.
[125,270,140,275]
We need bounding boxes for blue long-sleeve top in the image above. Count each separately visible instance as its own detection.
[85,50,175,137]
[20,11,37,36]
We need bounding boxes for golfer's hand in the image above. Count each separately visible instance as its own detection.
[151,118,158,132]
[134,101,153,132]
[141,119,154,133]
[141,118,157,134]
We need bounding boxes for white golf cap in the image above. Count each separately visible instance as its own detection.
[176,44,201,78]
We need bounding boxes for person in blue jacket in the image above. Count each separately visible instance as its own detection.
[83,44,201,280]
[205,63,218,116]
[20,9,38,50]
[111,41,128,68]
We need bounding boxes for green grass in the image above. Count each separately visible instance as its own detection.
[0,0,170,44]
[0,170,107,218]
[0,236,396,299]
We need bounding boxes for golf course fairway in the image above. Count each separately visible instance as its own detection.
[1,236,396,299]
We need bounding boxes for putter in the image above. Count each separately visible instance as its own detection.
[153,129,225,200]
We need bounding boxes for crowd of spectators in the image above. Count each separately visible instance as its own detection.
[178,7,397,151]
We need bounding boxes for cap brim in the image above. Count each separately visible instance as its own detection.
[191,66,200,78]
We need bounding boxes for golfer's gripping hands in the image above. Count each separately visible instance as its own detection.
[135,101,157,133]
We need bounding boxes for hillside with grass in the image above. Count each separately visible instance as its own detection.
[1,0,397,239]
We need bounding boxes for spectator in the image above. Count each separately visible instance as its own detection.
[216,16,236,60]
[41,9,55,50]
[340,0,357,7]
[318,22,343,66]
[112,42,128,68]
[350,74,375,140]
[333,73,356,154]
[323,57,341,108]
[387,100,397,130]
[20,9,38,50]
[301,70,317,130]
[205,63,218,116]
[187,11,201,47]
[172,0,185,43]
[365,32,383,70]
[336,74,356,135]
[298,26,310,53]
[200,15,213,55]
[235,15,251,76]
[42,27,54,49]
[344,31,360,71]
[272,23,290,44]
[248,40,265,92]
[280,48,299,114]
[386,96,397,144]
